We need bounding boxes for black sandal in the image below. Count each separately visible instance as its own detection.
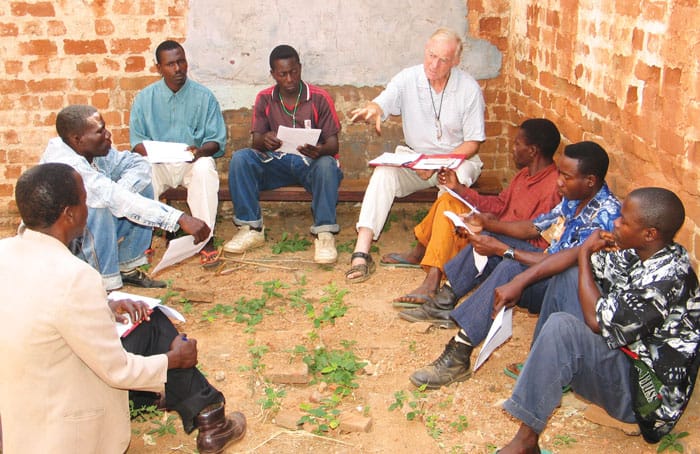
[345,251,376,283]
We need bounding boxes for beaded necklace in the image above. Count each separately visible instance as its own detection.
[279,82,302,127]
[428,74,449,140]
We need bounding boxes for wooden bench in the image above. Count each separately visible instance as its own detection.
[160,176,501,204]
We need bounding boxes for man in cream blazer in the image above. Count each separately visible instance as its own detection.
[0,163,244,453]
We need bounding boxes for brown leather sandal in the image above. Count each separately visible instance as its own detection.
[345,251,376,283]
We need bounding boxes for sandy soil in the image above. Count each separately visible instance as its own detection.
[5,201,698,453]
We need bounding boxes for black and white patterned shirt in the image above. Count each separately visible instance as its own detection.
[593,243,700,438]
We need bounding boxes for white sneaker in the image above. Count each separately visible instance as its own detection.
[223,225,265,254]
[314,232,338,264]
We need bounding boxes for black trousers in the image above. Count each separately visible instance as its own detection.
[120,308,224,433]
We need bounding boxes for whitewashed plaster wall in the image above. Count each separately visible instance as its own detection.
[184,0,501,110]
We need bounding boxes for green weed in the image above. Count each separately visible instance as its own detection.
[258,386,286,414]
[336,239,356,254]
[450,415,468,432]
[303,345,366,396]
[658,431,689,453]
[553,434,577,447]
[412,208,429,224]
[147,414,177,437]
[271,232,311,254]
[382,212,399,233]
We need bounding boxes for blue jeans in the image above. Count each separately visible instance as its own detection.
[532,266,584,342]
[228,149,343,234]
[72,186,154,290]
[503,312,636,434]
[444,233,542,299]
[450,255,552,345]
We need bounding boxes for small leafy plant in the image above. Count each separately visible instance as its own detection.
[271,232,311,254]
[658,431,689,453]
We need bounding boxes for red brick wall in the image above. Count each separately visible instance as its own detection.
[1,0,698,265]
[468,0,700,264]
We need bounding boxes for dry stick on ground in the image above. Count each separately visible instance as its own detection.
[247,429,355,452]
[220,256,300,271]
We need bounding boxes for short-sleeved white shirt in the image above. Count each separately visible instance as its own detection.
[374,64,486,156]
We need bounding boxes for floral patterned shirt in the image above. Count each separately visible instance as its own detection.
[593,243,700,438]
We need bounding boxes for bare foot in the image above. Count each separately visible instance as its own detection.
[498,424,541,454]
[381,242,425,265]
[393,268,441,303]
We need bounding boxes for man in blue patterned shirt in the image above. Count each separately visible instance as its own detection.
[409,141,621,389]
[498,187,700,452]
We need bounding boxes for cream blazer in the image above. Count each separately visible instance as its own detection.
[0,228,168,453]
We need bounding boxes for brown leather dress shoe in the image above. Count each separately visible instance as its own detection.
[196,403,246,453]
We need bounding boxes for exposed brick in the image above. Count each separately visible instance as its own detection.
[41,95,65,111]
[0,80,28,95]
[91,93,110,110]
[11,1,55,17]
[63,39,108,55]
[95,19,115,36]
[634,62,661,82]
[46,20,66,36]
[631,28,644,51]
[2,130,19,145]
[22,20,43,36]
[103,58,121,71]
[27,78,69,92]
[119,75,159,90]
[19,95,40,110]
[74,77,117,91]
[339,414,372,433]
[4,60,23,76]
[125,56,145,72]
[263,353,310,384]
[19,39,57,55]
[4,165,22,180]
[28,57,50,74]
[67,94,90,105]
[110,38,151,54]
[168,3,186,16]
[146,18,166,33]
[0,184,13,197]
[273,410,304,430]
[0,23,19,36]
[77,61,98,74]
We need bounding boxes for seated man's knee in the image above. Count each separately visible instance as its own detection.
[192,156,216,173]
[229,148,256,170]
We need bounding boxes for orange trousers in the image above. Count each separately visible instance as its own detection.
[414,192,471,272]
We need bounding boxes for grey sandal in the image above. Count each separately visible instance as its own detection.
[345,251,376,283]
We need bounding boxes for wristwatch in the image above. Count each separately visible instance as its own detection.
[503,247,515,260]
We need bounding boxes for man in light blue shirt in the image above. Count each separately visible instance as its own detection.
[130,40,226,266]
[41,105,210,290]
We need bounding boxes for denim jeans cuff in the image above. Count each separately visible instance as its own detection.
[502,397,547,434]
[103,273,123,292]
[119,255,149,273]
[233,217,264,229]
[310,224,340,235]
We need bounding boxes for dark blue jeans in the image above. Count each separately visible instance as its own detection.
[503,312,635,434]
[228,148,343,234]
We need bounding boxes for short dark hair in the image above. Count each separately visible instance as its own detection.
[155,40,184,64]
[563,141,609,181]
[15,163,82,229]
[628,187,685,242]
[269,44,300,69]
[519,119,561,159]
[56,105,97,143]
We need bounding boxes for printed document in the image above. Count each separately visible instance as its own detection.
[443,210,488,273]
[108,290,185,338]
[143,140,194,163]
[151,234,211,275]
[277,126,321,155]
[473,307,513,371]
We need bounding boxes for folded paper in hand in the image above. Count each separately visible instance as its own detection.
[143,140,194,163]
[443,210,488,273]
[108,291,185,338]
[369,152,465,170]
[277,126,322,155]
[473,307,512,371]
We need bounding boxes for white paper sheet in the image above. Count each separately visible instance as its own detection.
[151,234,210,275]
[143,140,194,163]
[368,152,416,167]
[411,156,462,170]
[443,210,488,273]
[277,126,322,155]
[108,290,185,338]
[473,307,513,371]
[443,186,480,214]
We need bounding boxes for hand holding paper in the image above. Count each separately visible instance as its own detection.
[443,211,489,274]
[108,291,185,338]
[277,126,321,155]
[473,307,512,371]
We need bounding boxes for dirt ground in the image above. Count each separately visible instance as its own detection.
[5,201,699,453]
